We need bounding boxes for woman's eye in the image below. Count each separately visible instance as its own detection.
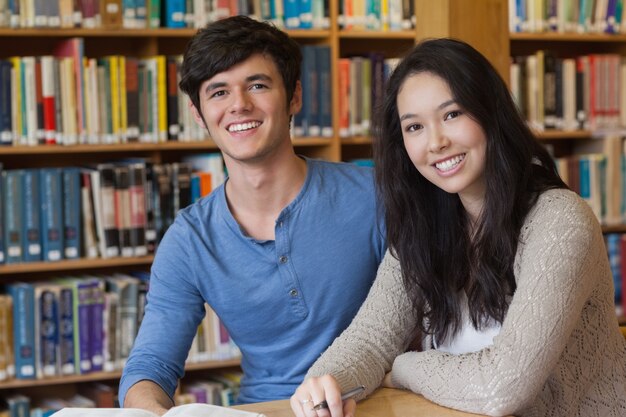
[406,123,423,132]
[445,110,462,120]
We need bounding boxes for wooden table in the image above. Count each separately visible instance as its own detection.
[235,388,501,416]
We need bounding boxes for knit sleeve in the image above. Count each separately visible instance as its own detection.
[305,249,418,399]
[390,190,605,416]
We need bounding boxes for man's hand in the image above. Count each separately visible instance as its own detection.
[124,380,174,416]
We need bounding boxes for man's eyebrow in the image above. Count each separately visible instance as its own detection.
[203,73,273,95]
[399,99,457,122]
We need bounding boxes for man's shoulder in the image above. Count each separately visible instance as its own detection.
[310,158,375,181]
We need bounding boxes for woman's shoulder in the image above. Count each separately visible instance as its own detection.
[524,187,600,234]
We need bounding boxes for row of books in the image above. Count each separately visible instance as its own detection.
[0,154,226,265]
[293,45,332,138]
[509,0,626,34]
[0,38,333,147]
[0,39,207,146]
[337,55,399,138]
[0,372,243,416]
[0,0,332,30]
[0,273,240,382]
[510,52,626,133]
[554,135,625,226]
[337,0,415,31]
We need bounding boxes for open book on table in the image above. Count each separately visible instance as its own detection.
[51,403,266,417]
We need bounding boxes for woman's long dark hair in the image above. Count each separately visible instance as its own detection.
[374,38,566,343]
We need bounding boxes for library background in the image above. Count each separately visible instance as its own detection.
[0,0,625,415]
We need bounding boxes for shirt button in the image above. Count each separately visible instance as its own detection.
[279,255,288,264]
[289,289,298,297]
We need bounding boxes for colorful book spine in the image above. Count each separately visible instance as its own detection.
[89,278,105,372]
[164,0,185,27]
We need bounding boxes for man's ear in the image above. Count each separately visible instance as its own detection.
[189,100,207,129]
[289,80,303,116]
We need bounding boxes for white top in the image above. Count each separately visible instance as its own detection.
[434,293,501,355]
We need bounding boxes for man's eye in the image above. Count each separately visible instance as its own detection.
[210,90,226,98]
[250,83,267,90]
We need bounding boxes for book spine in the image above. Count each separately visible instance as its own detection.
[89,279,105,372]
[316,46,332,138]
[4,169,23,263]
[73,280,92,374]
[97,164,121,257]
[22,168,42,262]
[35,286,59,378]
[166,56,180,141]
[113,165,133,257]
[164,0,185,27]
[0,60,12,145]
[41,55,57,144]
[125,57,140,142]
[10,283,36,379]
[63,167,82,259]
[57,285,75,375]
[128,163,148,256]
[39,167,64,261]
[80,170,99,258]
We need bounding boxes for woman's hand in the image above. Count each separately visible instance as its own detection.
[382,372,395,388]
[290,375,357,417]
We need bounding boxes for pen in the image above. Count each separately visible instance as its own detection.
[311,385,366,411]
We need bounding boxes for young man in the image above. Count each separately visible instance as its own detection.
[119,15,385,414]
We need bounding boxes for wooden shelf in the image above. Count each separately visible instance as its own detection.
[339,30,416,40]
[0,138,330,156]
[0,256,154,275]
[341,136,373,145]
[602,225,626,234]
[0,358,241,389]
[534,130,593,140]
[0,141,219,155]
[510,32,626,42]
[0,28,330,39]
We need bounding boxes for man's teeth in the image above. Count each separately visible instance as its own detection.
[228,121,261,132]
[435,154,465,171]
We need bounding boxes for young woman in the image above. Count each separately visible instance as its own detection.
[290,38,626,417]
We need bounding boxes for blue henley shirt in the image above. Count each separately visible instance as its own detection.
[119,157,386,405]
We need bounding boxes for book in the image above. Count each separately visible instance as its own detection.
[51,403,266,417]
[63,167,82,259]
[9,282,36,379]
[40,167,64,262]
[33,283,60,378]
[3,169,23,263]
[57,283,75,375]
[128,162,148,256]
[0,294,14,381]
[22,168,42,262]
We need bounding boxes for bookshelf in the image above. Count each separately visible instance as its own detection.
[509,31,626,234]
[508,4,626,328]
[0,0,509,406]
